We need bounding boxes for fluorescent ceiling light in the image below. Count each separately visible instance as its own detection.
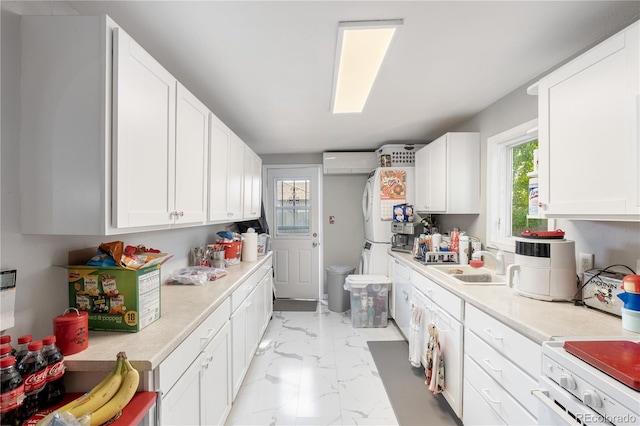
[331,19,403,114]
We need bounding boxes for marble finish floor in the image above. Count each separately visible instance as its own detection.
[225,302,405,426]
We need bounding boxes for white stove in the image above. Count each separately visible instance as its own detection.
[534,339,640,425]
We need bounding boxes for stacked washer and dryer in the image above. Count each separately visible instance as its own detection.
[358,145,421,276]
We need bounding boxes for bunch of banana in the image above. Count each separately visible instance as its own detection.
[37,351,139,426]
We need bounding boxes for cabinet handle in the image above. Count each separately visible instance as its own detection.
[482,388,500,404]
[179,211,184,217]
[201,328,215,345]
[402,290,409,301]
[483,328,503,340]
[537,202,546,210]
[483,358,502,373]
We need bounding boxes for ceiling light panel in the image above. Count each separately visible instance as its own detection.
[331,19,403,114]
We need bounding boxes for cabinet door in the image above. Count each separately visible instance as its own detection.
[243,147,262,219]
[161,352,204,425]
[113,27,176,228]
[246,287,260,362]
[208,113,232,222]
[537,21,639,218]
[421,300,463,417]
[414,136,446,212]
[174,83,208,226]
[202,322,232,426]
[231,300,248,399]
[227,133,245,220]
[427,136,447,212]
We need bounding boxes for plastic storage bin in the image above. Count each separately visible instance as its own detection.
[344,275,391,328]
[326,265,355,312]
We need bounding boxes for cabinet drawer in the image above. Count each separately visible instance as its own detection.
[465,304,541,378]
[463,379,506,426]
[411,270,463,321]
[465,328,538,415]
[158,297,230,392]
[231,258,273,313]
[464,355,537,425]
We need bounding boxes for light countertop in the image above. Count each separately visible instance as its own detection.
[63,253,273,373]
[388,250,637,344]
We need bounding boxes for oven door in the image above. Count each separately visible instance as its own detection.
[533,376,609,425]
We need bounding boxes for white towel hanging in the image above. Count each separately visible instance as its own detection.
[408,302,423,367]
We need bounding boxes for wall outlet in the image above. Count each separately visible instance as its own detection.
[579,252,594,274]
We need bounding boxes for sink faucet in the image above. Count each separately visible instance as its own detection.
[471,250,505,275]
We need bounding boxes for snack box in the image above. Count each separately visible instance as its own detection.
[392,204,414,222]
[65,248,170,332]
[582,271,626,317]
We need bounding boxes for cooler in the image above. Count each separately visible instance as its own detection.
[344,275,391,328]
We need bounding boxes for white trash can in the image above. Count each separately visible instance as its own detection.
[326,265,355,312]
[344,275,391,328]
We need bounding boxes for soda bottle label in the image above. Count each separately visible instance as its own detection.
[23,370,47,394]
[0,384,25,413]
[46,360,65,382]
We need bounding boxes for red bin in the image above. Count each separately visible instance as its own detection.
[53,308,89,356]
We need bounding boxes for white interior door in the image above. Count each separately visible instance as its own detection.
[265,166,322,300]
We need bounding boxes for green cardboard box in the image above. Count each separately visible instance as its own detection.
[66,248,164,332]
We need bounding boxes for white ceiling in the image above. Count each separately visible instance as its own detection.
[6,1,640,154]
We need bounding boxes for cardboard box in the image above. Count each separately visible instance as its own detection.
[66,248,165,332]
[583,271,626,317]
[392,204,414,222]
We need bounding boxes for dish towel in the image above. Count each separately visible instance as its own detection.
[408,301,423,367]
[425,323,445,394]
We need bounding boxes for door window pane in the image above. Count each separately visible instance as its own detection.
[275,178,311,235]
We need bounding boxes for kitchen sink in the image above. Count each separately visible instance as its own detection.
[428,264,507,285]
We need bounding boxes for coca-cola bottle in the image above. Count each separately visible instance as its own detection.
[0,344,13,360]
[41,335,65,408]
[0,336,15,357]
[16,340,47,422]
[14,335,32,365]
[0,356,25,426]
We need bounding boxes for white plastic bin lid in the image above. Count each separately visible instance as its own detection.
[344,274,391,290]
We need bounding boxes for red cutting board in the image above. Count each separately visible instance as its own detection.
[564,340,640,391]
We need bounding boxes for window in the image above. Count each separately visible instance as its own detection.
[274,178,311,236]
[487,119,550,252]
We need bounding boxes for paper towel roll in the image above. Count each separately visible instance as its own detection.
[241,232,258,261]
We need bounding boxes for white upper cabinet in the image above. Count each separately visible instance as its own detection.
[415,132,480,214]
[20,15,117,235]
[209,127,244,223]
[530,20,639,220]
[208,113,233,222]
[174,83,209,226]
[112,27,177,229]
[228,132,245,220]
[243,147,262,220]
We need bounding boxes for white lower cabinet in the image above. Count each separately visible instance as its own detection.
[158,298,231,425]
[411,271,463,419]
[231,259,273,399]
[391,258,413,340]
[158,257,273,425]
[463,304,540,426]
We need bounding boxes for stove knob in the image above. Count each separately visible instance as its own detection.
[559,374,576,390]
[583,390,602,408]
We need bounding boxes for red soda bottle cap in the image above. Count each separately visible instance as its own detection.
[0,344,12,355]
[43,335,56,345]
[27,340,43,351]
[0,335,10,344]
[0,356,16,367]
[18,335,32,344]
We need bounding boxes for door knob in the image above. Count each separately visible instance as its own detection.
[312,242,320,247]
